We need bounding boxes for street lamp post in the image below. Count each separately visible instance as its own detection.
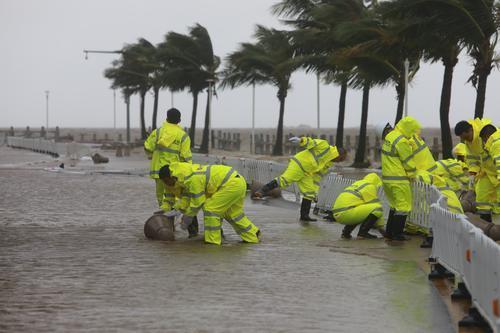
[125,94,130,143]
[252,82,256,154]
[45,90,49,132]
[316,73,320,130]
[206,79,215,153]
[113,89,116,129]
[404,58,409,117]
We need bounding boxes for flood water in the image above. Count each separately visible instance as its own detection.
[0,148,454,332]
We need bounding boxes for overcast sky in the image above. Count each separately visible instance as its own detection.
[1,0,499,131]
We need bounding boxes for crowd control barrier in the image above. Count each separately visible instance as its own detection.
[430,201,500,332]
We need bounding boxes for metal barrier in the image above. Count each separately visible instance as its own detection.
[430,202,500,333]
[192,154,301,201]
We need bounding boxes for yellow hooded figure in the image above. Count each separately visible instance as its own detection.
[381,116,421,241]
[144,115,192,208]
[254,136,346,222]
[332,173,385,239]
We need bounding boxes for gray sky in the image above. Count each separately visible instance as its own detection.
[1,0,499,131]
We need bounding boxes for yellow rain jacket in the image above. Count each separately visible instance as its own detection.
[332,173,385,228]
[144,122,192,178]
[381,117,420,215]
[170,162,260,245]
[463,118,491,174]
[429,159,469,192]
[277,137,339,200]
[481,129,500,214]
[409,134,436,171]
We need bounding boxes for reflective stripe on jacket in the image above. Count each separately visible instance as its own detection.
[170,163,239,216]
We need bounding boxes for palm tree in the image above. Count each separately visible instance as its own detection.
[158,24,219,150]
[221,25,302,156]
[272,0,362,148]
[380,0,463,158]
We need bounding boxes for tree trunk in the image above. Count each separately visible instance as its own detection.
[353,84,370,167]
[272,90,287,156]
[140,90,147,140]
[474,68,488,119]
[395,75,405,124]
[152,86,160,130]
[189,91,199,148]
[335,82,347,148]
[200,90,210,153]
[439,61,456,159]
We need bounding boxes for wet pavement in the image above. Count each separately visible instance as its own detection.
[0,147,456,332]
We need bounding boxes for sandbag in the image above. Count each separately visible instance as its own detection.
[144,214,175,241]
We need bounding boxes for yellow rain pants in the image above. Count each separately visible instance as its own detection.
[334,204,384,228]
[203,176,260,245]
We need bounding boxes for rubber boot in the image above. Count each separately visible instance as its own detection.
[341,224,357,239]
[392,214,410,241]
[188,216,199,238]
[479,213,492,223]
[253,179,278,199]
[357,214,379,239]
[300,198,317,222]
[385,209,395,239]
[324,211,335,222]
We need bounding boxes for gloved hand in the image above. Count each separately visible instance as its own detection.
[164,210,182,218]
[288,136,301,145]
[180,215,194,230]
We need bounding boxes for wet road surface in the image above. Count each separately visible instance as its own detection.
[0,148,455,332]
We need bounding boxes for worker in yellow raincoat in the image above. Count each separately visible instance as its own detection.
[428,159,469,193]
[144,108,192,207]
[253,136,347,221]
[454,118,493,221]
[479,124,500,218]
[332,173,385,239]
[159,163,260,245]
[378,116,420,241]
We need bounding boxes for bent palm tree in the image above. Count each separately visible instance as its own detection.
[380,0,463,158]
[221,26,301,156]
[158,24,219,150]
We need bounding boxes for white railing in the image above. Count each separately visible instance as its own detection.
[430,202,500,333]
[7,137,91,159]
[193,154,301,201]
